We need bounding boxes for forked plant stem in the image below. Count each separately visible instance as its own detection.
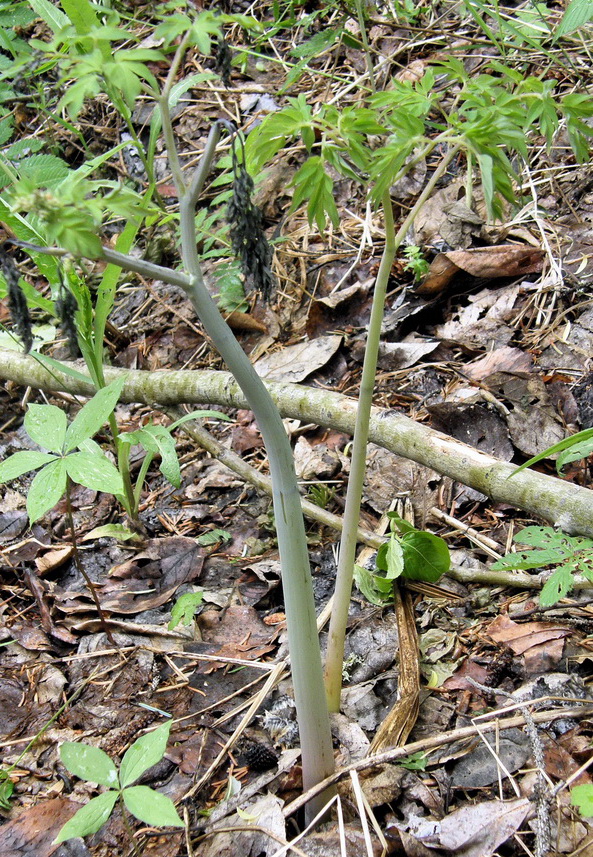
[157,72,336,819]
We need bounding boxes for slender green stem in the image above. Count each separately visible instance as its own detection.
[324,146,461,711]
[324,190,394,710]
[355,0,375,92]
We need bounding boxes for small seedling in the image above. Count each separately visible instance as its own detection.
[491,526,593,605]
[572,783,593,819]
[168,590,204,630]
[55,720,183,844]
[354,513,450,606]
[402,245,430,282]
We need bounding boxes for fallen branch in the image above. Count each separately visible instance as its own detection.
[2,349,593,536]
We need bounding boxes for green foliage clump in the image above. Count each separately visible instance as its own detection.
[56,721,183,843]
[491,526,593,606]
[355,513,450,606]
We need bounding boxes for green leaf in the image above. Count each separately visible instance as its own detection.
[65,450,124,495]
[119,721,171,789]
[540,566,574,607]
[83,524,142,542]
[168,591,203,630]
[122,785,184,828]
[28,0,69,33]
[60,742,119,788]
[64,375,127,452]
[168,410,232,430]
[555,0,593,38]
[509,427,593,476]
[24,404,67,452]
[15,154,71,187]
[571,784,593,818]
[27,458,67,523]
[400,531,450,582]
[289,156,339,232]
[557,438,593,471]
[54,791,119,843]
[0,450,57,482]
[353,564,393,606]
[136,424,180,487]
[60,0,101,34]
[196,529,231,546]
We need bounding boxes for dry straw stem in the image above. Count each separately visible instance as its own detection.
[2,350,593,537]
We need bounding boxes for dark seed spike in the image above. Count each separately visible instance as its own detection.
[1,244,32,353]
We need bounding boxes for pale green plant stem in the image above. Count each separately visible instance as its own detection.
[157,70,336,818]
[324,146,461,710]
[355,0,375,92]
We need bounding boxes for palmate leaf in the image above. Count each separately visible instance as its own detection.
[65,450,124,495]
[540,564,575,607]
[0,450,57,482]
[27,457,68,523]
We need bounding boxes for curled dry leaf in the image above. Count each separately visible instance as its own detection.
[417,245,545,296]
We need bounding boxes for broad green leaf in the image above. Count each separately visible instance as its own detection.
[122,785,184,828]
[540,566,574,607]
[289,156,339,231]
[65,450,124,495]
[60,742,119,788]
[555,0,593,38]
[64,375,127,452]
[557,438,593,471]
[571,784,593,818]
[0,450,57,482]
[119,721,171,789]
[196,529,231,546]
[376,534,405,579]
[138,425,180,487]
[27,458,67,523]
[83,523,142,542]
[168,591,204,630]
[400,531,450,582]
[28,0,69,33]
[54,791,119,843]
[24,404,67,452]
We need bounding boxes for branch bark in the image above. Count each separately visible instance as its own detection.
[2,349,593,537]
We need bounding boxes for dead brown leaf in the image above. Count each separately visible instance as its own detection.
[418,245,544,296]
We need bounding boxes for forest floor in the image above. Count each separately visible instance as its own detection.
[1,1,593,856]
